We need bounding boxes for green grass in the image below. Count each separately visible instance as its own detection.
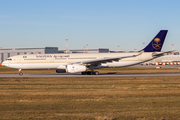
[0,77,180,119]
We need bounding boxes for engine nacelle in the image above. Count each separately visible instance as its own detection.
[56,69,66,73]
[66,64,86,73]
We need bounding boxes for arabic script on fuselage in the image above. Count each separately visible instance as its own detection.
[36,55,70,58]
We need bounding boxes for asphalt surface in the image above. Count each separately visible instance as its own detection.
[131,65,180,69]
[1,65,180,78]
[1,72,180,78]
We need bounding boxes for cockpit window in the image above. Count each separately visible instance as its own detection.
[6,58,12,61]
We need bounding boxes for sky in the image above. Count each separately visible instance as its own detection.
[1,0,180,51]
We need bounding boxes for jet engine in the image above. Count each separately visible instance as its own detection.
[66,64,86,73]
[56,69,66,73]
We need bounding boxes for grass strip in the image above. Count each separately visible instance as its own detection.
[0,77,180,119]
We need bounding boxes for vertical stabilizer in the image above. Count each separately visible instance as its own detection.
[141,30,168,52]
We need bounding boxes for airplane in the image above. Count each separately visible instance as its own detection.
[2,30,170,76]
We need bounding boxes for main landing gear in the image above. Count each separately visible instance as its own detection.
[19,69,23,76]
[81,71,99,75]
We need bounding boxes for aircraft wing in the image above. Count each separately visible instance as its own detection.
[73,51,144,66]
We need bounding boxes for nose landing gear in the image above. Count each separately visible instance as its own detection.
[19,69,23,76]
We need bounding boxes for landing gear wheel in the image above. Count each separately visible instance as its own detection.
[87,71,92,75]
[81,71,99,75]
[94,71,99,75]
[81,72,87,75]
[19,72,23,76]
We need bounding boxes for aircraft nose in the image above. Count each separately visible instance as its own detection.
[1,61,7,66]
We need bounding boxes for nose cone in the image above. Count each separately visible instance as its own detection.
[2,61,7,66]
[0,63,2,66]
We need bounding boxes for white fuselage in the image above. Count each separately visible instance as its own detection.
[2,52,155,70]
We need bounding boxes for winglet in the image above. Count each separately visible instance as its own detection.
[140,30,168,52]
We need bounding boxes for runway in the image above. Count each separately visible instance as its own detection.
[1,72,180,77]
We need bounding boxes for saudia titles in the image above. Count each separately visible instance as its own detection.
[152,38,161,50]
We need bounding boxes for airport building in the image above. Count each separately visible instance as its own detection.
[0,47,109,63]
[0,47,58,63]
[1,46,180,65]
[58,48,109,53]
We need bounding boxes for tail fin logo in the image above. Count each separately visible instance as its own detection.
[152,38,161,50]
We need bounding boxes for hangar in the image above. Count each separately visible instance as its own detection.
[0,47,58,63]
[0,47,109,63]
[1,46,180,65]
